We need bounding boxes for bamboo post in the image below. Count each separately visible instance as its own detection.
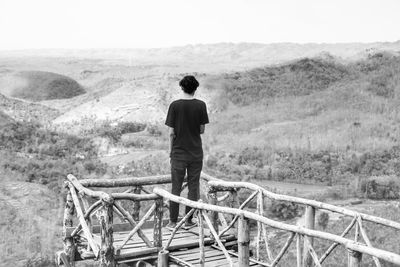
[132,186,142,221]
[81,197,93,252]
[348,250,362,267]
[63,190,76,267]
[158,250,169,267]
[256,191,262,260]
[154,198,164,248]
[297,234,302,267]
[303,206,315,267]
[198,210,205,267]
[99,200,116,267]
[238,215,250,267]
[207,190,219,235]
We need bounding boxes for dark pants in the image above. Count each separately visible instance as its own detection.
[169,159,203,223]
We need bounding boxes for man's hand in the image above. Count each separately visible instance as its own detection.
[200,124,205,134]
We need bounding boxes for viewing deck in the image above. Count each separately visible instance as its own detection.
[56,173,400,267]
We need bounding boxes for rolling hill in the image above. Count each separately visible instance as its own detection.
[0,71,85,102]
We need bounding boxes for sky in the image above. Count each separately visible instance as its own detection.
[0,0,399,50]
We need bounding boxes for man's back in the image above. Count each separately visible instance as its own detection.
[165,99,209,161]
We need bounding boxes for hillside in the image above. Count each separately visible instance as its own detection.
[203,53,400,189]
[0,71,85,102]
[0,93,60,124]
[205,57,350,105]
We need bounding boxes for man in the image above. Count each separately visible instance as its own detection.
[165,75,209,229]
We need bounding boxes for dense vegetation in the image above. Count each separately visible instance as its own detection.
[0,121,106,192]
[12,71,85,101]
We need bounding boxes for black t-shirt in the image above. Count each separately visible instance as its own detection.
[165,99,209,161]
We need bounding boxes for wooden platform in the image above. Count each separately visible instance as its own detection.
[90,226,239,266]
[169,246,262,267]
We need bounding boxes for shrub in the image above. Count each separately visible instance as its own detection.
[268,200,302,220]
[360,175,400,199]
[317,212,330,230]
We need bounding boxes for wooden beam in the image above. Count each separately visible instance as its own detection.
[319,216,357,264]
[169,254,195,267]
[98,202,116,267]
[348,250,362,267]
[202,210,233,267]
[154,198,163,248]
[79,174,172,187]
[63,190,76,267]
[357,217,381,267]
[157,250,169,267]
[113,201,153,247]
[218,190,259,238]
[116,203,156,253]
[207,190,219,235]
[271,232,295,267]
[68,185,100,257]
[65,220,169,237]
[132,186,142,221]
[164,208,196,250]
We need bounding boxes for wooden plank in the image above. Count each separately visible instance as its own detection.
[115,247,158,259]
[116,234,198,250]
[170,247,215,256]
[205,257,238,266]
[112,231,195,243]
[169,254,195,267]
[179,250,223,261]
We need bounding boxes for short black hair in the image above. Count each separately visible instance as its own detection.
[179,75,199,95]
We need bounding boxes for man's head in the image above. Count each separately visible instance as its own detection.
[179,75,199,95]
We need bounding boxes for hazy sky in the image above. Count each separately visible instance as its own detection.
[0,0,399,50]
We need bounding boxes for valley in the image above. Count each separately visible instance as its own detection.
[1,42,400,266]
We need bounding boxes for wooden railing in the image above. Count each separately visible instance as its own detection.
[154,186,400,267]
[60,174,171,267]
[58,172,400,267]
[204,179,400,266]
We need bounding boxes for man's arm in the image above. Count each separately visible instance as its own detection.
[169,127,175,154]
[200,124,205,134]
